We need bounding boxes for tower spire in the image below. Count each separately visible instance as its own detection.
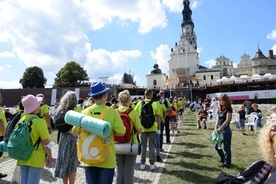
[182,0,194,27]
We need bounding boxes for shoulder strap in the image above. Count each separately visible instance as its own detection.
[124,108,132,115]
[98,106,108,120]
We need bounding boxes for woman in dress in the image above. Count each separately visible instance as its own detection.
[214,94,232,168]
[54,91,82,184]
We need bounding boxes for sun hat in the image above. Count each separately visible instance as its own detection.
[88,81,110,97]
[22,94,42,114]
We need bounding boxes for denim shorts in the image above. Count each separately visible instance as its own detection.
[239,119,245,128]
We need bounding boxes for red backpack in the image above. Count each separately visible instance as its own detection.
[114,109,133,143]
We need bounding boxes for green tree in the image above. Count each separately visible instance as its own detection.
[19,66,47,88]
[54,61,89,87]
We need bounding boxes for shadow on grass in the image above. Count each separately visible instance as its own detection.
[167,151,211,159]
[161,166,216,183]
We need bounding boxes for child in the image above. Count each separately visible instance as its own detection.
[267,106,276,124]
[197,106,208,129]
[237,105,247,135]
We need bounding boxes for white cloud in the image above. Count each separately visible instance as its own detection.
[150,44,170,74]
[0,0,167,78]
[85,49,142,81]
[5,64,12,68]
[267,29,276,40]
[0,67,3,71]
[204,59,216,68]
[0,51,15,58]
[272,44,276,53]
[0,81,21,89]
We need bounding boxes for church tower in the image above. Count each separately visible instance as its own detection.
[167,0,199,86]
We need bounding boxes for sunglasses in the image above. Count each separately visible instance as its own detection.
[271,125,276,132]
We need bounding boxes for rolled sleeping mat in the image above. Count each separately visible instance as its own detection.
[115,143,141,155]
[64,110,86,128]
[65,110,111,138]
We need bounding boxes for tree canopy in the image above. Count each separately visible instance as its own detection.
[54,61,89,87]
[19,66,47,88]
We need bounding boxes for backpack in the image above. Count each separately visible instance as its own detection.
[114,109,132,143]
[55,112,73,133]
[7,116,40,160]
[3,111,23,143]
[140,100,155,129]
[77,106,112,164]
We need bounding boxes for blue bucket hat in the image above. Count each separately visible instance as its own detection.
[88,81,110,97]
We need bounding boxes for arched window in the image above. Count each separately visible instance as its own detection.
[153,80,157,85]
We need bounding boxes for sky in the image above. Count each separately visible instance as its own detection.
[0,0,276,89]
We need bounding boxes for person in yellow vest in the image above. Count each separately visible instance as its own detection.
[0,93,7,178]
[116,90,142,184]
[36,94,52,133]
[18,94,53,183]
[72,81,125,184]
[155,94,166,162]
[134,89,161,171]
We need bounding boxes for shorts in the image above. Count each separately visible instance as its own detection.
[169,116,177,123]
[239,119,245,128]
[198,117,206,121]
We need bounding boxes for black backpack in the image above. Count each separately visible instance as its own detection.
[4,111,23,143]
[140,100,155,128]
[54,112,73,133]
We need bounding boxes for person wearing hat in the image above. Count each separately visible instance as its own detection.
[72,81,125,184]
[18,94,52,184]
[36,93,52,133]
[0,93,7,178]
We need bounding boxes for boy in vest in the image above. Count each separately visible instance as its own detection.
[72,81,125,184]
[135,89,161,171]
[159,91,171,144]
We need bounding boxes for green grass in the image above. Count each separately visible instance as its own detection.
[159,110,261,184]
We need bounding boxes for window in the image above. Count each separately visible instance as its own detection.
[211,75,213,80]
[203,75,206,80]
[153,80,157,85]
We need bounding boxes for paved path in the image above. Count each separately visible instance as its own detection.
[0,131,177,184]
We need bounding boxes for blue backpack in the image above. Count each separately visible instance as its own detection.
[7,116,40,160]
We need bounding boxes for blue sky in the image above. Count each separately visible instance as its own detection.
[0,0,275,89]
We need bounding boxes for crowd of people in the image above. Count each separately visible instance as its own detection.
[2,84,276,183]
[0,82,187,184]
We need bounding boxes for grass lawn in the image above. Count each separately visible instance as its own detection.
[159,110,261,184]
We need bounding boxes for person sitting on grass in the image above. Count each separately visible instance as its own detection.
[197,106,208,129]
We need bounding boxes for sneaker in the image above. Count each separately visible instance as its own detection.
[167,140,171,144]
[156,155,163,163]
[140,164,146,170]
[204,126,207,129]
[160,148,164,152]
[242,133,247,135]
[197,126,201,129]
[218,163,231,169]
[150,164,156,171]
